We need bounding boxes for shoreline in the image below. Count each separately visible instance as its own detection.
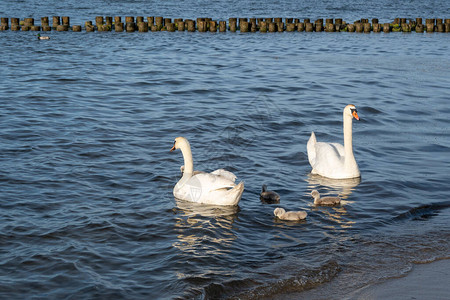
[348,258,450,300]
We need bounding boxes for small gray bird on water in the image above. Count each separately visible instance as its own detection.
[273,207,307,221]
[260,184,280,203]
[311,190,341,206]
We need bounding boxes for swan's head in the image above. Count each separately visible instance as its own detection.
[274,207,285,217]
[170,136,189,152]
[344,104,360,121]
[311,190,320,200]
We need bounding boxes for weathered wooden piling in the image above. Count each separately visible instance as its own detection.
[305,22,313,32]
[229,18,237,32]
[52,16,60,28]
[115,22,124,32]
[325,23,335,32]
[286,23,295,32]
[373,23,381,32]
[355,22,363,33]
[219,20,226,32]
[177,20,185,31]
[126,22,136,32]
[416,24,424,32]
[138,22,149,32]
[72,25,81,32]
[268,22,276,32]
[297,22,305,32]
[364,23,371,33]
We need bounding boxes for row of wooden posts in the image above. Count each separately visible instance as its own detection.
[1,16,450,33]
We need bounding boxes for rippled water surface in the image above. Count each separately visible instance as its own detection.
[1,1,450,299]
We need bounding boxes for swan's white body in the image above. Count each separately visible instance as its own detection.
[307,104,361,179]
[171,137,244,206]
[274,208,307,221]
[311,190,341,206]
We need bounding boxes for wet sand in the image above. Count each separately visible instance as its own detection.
[349,259,450,300]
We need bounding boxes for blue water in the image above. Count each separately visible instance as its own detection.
[1,1,450,299]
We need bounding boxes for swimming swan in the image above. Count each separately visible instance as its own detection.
[307,104,361,179]
[274,207,307,221]
[171,137,244,206]
[260,184,280,203]
[311,190,341,206]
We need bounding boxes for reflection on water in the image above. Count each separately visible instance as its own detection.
[305,174,359,229]
[305,174,361,199]
[172,199,238,254]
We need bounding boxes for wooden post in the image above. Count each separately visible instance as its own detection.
[305,22,313,32]
[31,26,40,31]
[147,17,154,26]
[209,20,217,32]
[347,24,356,32]
[229,18,237,32]
[355,22,363,33]
[426,23,434,32]
[401,23,411,32]
[41,17,49,27]
[297,22,305,31]
[95,16,104,27]
[219,20,226,32]
[137,16,144,24]
[383,23,390,32]
[197,20,207,32]
[166,23,175,32]
[138,22,149,32]
[115,22,124,32]
[126,16,135,23]
[126,22,135,32]
[286,23,295,32]
[373,23,381,32]
[178,21,185,31]
[105,17,112,26]
[259,21,267,32]
[240,21,249,32]
[73,25,82,32]
[325,23,335,32]
[62,16,70,26]
[115,16,122,25]
[268,22,276,32]
[415,24,424,33]
[155,17,163,30]
[364,23,371,33]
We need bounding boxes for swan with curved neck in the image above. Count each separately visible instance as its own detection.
[170,137,244,206]
[307,104,361,179]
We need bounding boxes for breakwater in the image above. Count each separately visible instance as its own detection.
[0,16,449,33]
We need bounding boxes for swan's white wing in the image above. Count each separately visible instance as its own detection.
[211,169,237,182]
[330,143,345,157]
[307,132,317,166]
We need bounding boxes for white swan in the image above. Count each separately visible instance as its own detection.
[307,104,361,179]
[311,190,341,206]
[171,137,244,206]
[274,207,307,221]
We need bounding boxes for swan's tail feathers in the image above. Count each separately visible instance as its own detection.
[213,181,244,206]
[307,132,317,167]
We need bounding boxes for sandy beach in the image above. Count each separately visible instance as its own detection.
[349,259,450,300]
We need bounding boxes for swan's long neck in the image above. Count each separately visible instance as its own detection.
[180,141,194,175]
[343,112,354,163]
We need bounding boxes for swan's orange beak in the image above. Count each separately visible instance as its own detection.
[170,145,176,152]
[352,110,360,121]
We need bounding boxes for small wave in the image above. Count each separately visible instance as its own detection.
[198,260,340,299]
[393,201,450,221]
